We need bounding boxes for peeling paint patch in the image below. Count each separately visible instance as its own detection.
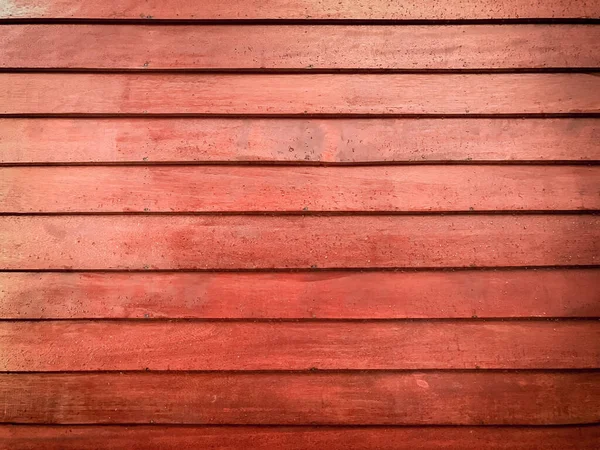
[0,0,47,18]
[416,379,430,389]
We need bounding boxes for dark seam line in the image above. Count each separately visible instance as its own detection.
[2,113,600,119]
[0,112,600,121]
[1,318,598,323]
[1,161,599,167]
[0,423,599,428]
[2,369,599,375]
[1,18,599,25]
[2,68,600,74]
[1,210,598,216]
[1,266,598,274]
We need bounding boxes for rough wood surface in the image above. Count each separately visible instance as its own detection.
[2,269,598,319]
[1,215,597,270]
[3,73,599,115]
[3,320,598,371]
[1,0,598,19]
[2,372,598,425]
[2,25,599,69]
[2,118,598,164]
[1,425,599,450]
[3,165,598,213]
[2,4,599,444]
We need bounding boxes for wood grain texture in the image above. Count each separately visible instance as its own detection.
[3,165,598,213]
[2,321,598,371]
[2,25,599,69]
[2,73,599,115]
[2,372,598,425]
[2,118,598,164]
[1,215,598,270]
[2,425,599,450]
[1,0,598,19]
[2,2,599,443]
[3,269,598,319]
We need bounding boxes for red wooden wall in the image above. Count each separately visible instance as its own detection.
[1,1,599,448]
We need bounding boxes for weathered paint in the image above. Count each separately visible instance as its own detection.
[2,118,598,164]
[2,269,598,319]
[2,372,598,424]
[2,321,599,371]
[3,73,600,114]
[2,25,599,69]
[1,215,598,270]
[1,0,598,19]
[2,165,598,212]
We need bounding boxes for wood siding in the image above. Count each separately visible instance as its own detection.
[1,1,599,448]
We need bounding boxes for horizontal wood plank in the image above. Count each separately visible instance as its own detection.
[2,25,599,69]
[3,1,599,439]
[1,425,599,450]
[2,73,599,115]
[3,165,598,213]
[3,269,598,319]
[1,372,598,424]
[1,0,598,20]
[2,321,598,371]
[2,118,598,164]
[1,215,598,270]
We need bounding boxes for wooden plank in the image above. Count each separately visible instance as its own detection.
[1,372,598,424]
[3,165,598,213]
[2,269,598,319]
[1,215,597,270]
[2,118,598,164]
[2,425,599,450]
[1,0,598,20]
[2,25,599,70]
[2,321,598,371]
[2,73,599,115]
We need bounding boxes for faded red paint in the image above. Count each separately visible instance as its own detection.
[1,425,599,450]
[1,372,598,424]
[3,73,600,114]
[2,269,598,319]
[2,215,598,270]
[2,25,599,69]
[2,118,598,164]
[2,321,599,371]
[2,0,599,19]
[1,1,598,446]
[2,165,599,213]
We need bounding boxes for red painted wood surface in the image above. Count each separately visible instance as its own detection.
[2,1,599,445]
[2,269,598,319]
[3,73,599,115]
[3,165,598,213]
[2,320,598,371]
[2,215,597,270]
[3,118,598,164]
[3,25,599,69]
[2,425,599,450]
[2,372,598,425]
[1,0,598,20]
